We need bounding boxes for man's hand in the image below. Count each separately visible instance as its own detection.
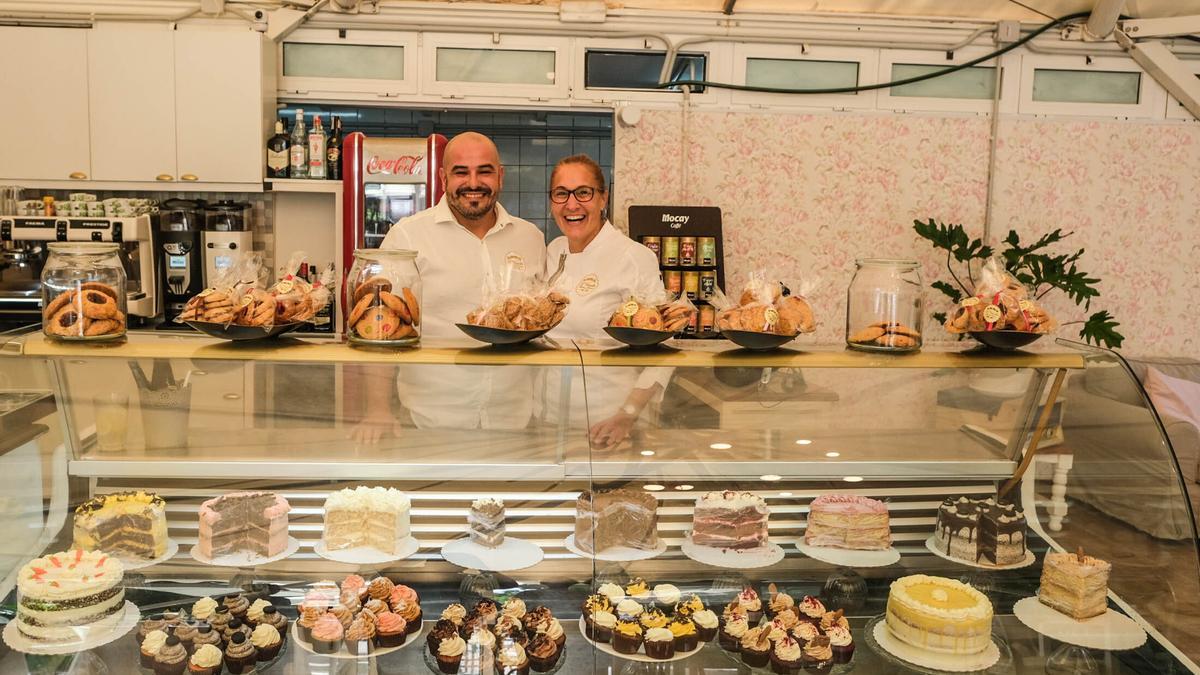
[588,411,636,451]
[349,411,403,445]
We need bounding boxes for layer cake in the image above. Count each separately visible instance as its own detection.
[322,487,410,554]
[1038,549,1111,620]
[468,498,506,548]
[803,494,890,550]
[886,574,993,655]
[17,549,125,642]
[575,488,659,554]
[72,490,168,560]
[198,491,290,559]
[690,491,769,551]
[934,496,1027,566]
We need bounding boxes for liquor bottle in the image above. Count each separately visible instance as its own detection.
[326,116,343,181]
[308,115,327,180]
[289,109,308,179]
[313,262,334,331]
[266,120,290,179]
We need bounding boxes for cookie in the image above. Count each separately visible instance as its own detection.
[80,290,118,319]
[47,307,83,337]
[348,294,375,326]
[378,291,412,324]
[875,333,918,349]
[44,290,75,319]
[884,323,921,338]
[630,307,663,330]
[84,318,121,336]
[353,276,392,304]
[401,288,420,326]
[354,306,399,340]
[776,296,815,333]
[848,326,887,343]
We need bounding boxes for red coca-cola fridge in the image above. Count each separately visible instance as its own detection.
[341,132,447,273]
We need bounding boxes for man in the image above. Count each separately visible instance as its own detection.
[353,131,546,439]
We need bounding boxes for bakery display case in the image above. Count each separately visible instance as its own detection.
[0,329,1197,674]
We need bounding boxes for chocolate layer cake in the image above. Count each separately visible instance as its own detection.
[198,492,290,559]
[575,488,659,554]
[690,491,769,551]
[72,490,168,560]
[934,496,1026,566]
[468,498,506,548]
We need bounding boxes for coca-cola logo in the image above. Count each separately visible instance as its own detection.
[366,154,424,176]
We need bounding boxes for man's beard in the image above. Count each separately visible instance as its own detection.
[449,187,495,220]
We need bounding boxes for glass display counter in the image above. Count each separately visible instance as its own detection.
[0,330,1195,674]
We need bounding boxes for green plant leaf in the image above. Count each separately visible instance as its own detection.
[912,218,993,263]
[1025,254,1101,308]
[932,311,947,325]
[930,281,963,304]
[1079,310,1124,349]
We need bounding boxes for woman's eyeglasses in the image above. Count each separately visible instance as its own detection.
[549,186,597,203]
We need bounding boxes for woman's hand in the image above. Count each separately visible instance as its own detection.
[589,411,636,450]
[349,411,403,444]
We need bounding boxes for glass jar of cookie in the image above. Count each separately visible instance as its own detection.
[345,249,421,346]
[845,258,923,353]
[41,243,128,341]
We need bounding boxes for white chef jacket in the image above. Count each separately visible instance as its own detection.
[542,221,673,426]
[380,196,547,429]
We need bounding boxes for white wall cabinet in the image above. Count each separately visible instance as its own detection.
[0,27,92,181]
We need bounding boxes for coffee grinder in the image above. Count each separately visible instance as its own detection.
[156,198,206,324]
[202,201,253,288]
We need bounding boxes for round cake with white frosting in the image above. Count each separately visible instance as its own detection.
[16,549,125,642]
[885,574,992,655]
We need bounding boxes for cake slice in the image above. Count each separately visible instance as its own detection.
[691,491,769,550]
[469,498,506,548]
[575,488,659,554]
[935,496,1027,565]
[72,490,168,560]
[322,487,410,554]
[198,492,290,559]
[803,494,890,550]
[1038,548,1111,620]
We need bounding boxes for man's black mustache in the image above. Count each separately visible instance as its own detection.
[455,187,493,197]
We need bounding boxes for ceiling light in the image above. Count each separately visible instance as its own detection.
[675,484,694,491]
[760,474,782,482]
[779,492,793,497]
[843,476,863,483]
[640,450,655,456]
[644,484,665,491]
[795,439,812,445]
[710,443,732,450]
[825,452,840,458]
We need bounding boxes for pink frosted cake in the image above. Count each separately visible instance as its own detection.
[198,492,290,559]
[691,491,769,551]
[803,494,890,550]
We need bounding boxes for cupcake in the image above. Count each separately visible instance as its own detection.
[367,576,395,601]
[692,608,719,643]
[441,603,468,626]
[770,636,803,675]
[639,607,668,630]
[187,643,223,675]
[394,598,424,635]
[209,607,233,637]
[330,603,355,630]
[376,611,408,648]
[615,598,644,621]
[393,584,421,605]
[585,609,616,643]
[775,608,801,631]
[496,641,530,675]
[191,597,218,624]
[310,613,344,654]
[364,598,389,616]
[466,626,496,652]
[341,573,368,600]
[791,621,820,647]
[643,627,675,660]
[653,583,681,608]
[474,599,499,625]
[245,599,271,627]
[494,618,528,649]
[296,606,322,642]
[429,619,459,652]
[738,588,764,625]
[141,630,168,668]
[668,616,698,652]
[345,617,375,656]
[154,635,189,675]
[796,596,825,626]
[306,580,340,608]
[223,594,250,620]
[436,634,466,674]
[765,617,790,643]
[625,577,651,601]
[740,626,772,668]
[596,582,625,604]
[139,616,168,646]
[675,594,705,617]
[501,597,527,620]
[719,615,749,652]
[224,618,251,644]
[768,590,795,619]
[251,623,282,661]
[526,633,559,673]
[523,606,552,636]
[193,622,223,651]
[465,629,497,673]
[340,589,362,615]
[222,633,256,674]
[537,617,566,649]
[581,594,611,615]
[174,621,200,652]
[611,620,643,655]
[802,635,834,674]
[825,625,855,664]
[260,606,288,638]
[819,609,849,633]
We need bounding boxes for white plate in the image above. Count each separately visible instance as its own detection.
[3,601,140,655]
[869,616,1000,673]
[577,615,704,663]
[314,537,420,565]
[681,535,784,569]
[441,537,544,571]
[564,535,666,562]
[796,540,900,568]
[189,536,301,567]
[1012,597,1147,651]
[290,615,423,660]
[118,539,180,571]
[924,535,1036,570]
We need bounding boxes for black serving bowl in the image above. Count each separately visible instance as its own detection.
[456,323,551,346]
[720,329,799,351]
[603,326,676,348]
[186,320,307,341]
[968,330,1043,350]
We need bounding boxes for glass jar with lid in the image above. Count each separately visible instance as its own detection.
[845,258,923,352]
[41,242,128,340]
[345,248,422,346]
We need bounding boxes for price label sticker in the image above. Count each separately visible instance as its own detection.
[1018,299,1033,311]
[962,297,981,308]
[238,296,253,308]
[276,280,294,294]
[982,304,1003,323]
[198,288,213,298]
[764,307,780,327]
[622,300,639,318]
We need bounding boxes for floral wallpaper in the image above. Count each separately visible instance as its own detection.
[615,109,1200,355]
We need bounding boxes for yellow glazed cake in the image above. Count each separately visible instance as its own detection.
[886,575,993,655]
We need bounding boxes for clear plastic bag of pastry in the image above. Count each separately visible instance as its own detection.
[713,271,818,336]
[265,251,334,327]
[607,287,696,334]
[345,248,422,346]
[176,251,266,328]
[944,257,1057,335]
[41,242,128,341]
[465,261,569,331]
[846,258,924,353]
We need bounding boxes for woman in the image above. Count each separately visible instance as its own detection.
[542,154,671,448]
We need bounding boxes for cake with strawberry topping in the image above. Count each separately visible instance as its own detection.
[16,549,125,642]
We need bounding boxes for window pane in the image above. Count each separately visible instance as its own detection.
[1032,69,1140,104]
[745,58,858,91]
[585,50,706,92]
[890,63,996,99]
[283,43,404,80]
[436,47,556,85]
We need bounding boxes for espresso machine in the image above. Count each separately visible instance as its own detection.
[201,201,253,287]
[156,198,206,324]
